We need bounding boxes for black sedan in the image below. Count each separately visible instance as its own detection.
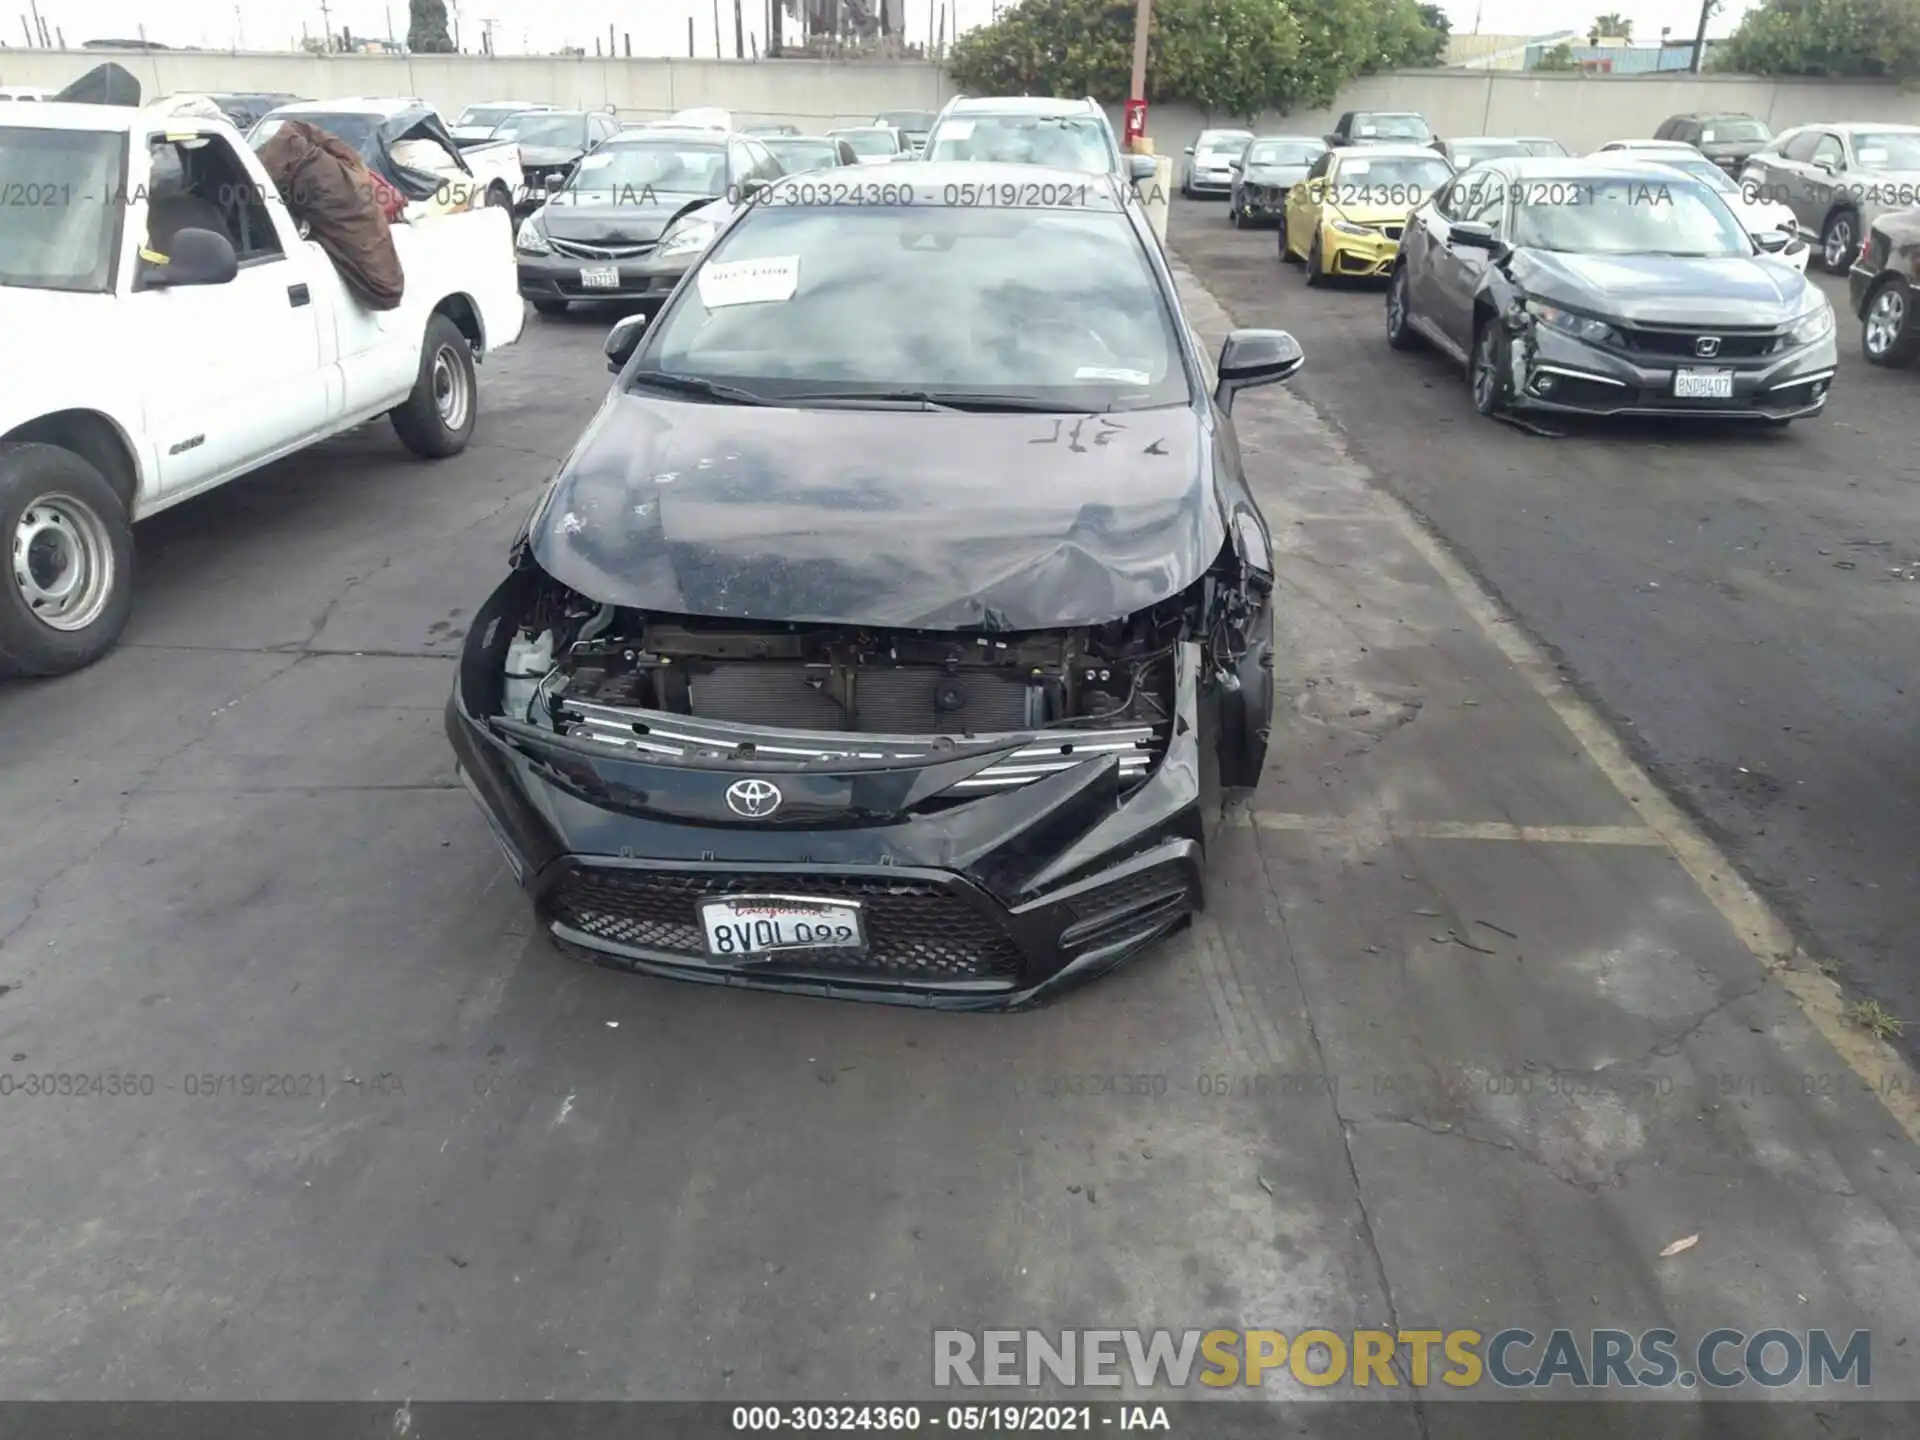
[1227,135,1325,228]
[515,127,783,316]
[1385,159,1837,425]
[449,163,1303,1008]
[489,108,622,215]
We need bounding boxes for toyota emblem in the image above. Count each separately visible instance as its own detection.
[1694,336,1721,358]
[725,778,783,818]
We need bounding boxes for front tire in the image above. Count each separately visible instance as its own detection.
[1862,277,1920,367]
[0,442,135,678]
[1304,231,1325,286]
[1818,208,1859,274]
[1277,213,1296,262]
[391,313,478,459]
[1470,316,1510,417]
[1386,264,1421,351]
[1229,198,1243,228]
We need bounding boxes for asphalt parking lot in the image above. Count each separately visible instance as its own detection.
[1169,193,1920,1068]
[4,236,1920,1423]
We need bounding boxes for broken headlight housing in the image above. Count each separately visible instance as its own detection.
[1525,300,1622,347]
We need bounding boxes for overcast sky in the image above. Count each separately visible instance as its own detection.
[13,0,1753,59]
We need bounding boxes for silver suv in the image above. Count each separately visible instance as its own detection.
[924,95,1156,187]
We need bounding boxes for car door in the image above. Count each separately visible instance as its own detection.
[1286,151,1333,257]
[1428,172,1506,352]
[1803,131,1847,232]
[1773,129,1825,234]
[1401,173,1458,329]
[127,129,333,498]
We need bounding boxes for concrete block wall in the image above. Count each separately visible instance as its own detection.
[1,49,1913,155]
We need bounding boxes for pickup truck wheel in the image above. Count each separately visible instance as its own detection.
[391,314,478,459]
[0,442,135,678]
[532,299,570,316]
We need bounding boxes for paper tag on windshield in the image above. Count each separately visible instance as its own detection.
[941,119,975,141]
[1076,366,1151,385]
[1858,147,1887,164]
[1343,159,1371,176]
[1356,123,1377,136]
[698,255,799,308]
[1700,129,1717,144]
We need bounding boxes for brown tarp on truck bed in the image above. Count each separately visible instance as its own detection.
[254,119,405,311]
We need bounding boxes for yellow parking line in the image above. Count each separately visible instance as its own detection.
[1248,813,1665,845]
[1378,499,1920,1144]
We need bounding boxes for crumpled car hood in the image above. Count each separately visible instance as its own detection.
[524,392,1218,631]
[1511,249,1814,326]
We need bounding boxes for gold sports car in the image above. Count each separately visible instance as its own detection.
[1281,145,1457,284]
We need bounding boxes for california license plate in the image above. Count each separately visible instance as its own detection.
[579,264,620,289]
[1673,368,1733,399]
[699,896,866,960]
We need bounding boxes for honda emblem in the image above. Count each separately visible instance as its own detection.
[1694,336,1721,358]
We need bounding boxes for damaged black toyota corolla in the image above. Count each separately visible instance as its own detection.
[447,164,1304,1007]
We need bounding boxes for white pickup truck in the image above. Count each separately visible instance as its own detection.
[0,99,525,678]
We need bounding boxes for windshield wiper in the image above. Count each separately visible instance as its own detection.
[780,389,1092,413]
[627,371,771,405]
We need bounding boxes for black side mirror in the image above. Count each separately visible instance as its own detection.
[137,226,238,289]
[1753,229,1795,254]
[1227,159,1242,171]
[1448,220,1500,251]
[606,313,647,372]
[739,176,768,200]
[1183,145,1195,155]
[1214,329,1303,413]
[1127,154,1157,182]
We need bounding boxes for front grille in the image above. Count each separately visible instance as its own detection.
[549,237,657,260]
[686,662,1036,735]
[1619,326,1780,359]
[547,867,1026,979]
[554,698,1160,792]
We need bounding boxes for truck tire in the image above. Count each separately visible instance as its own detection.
[0,441,135,678]
[391,313,478,459]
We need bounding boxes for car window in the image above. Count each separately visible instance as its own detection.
[1196,131,1253,156]
[764,139,836,172]
[494,113,589,148]
[1356,114,1431,142]
[1512,176,1752,256]
[1849,131,1920,169]
[834,129,897,158]
[0,124,125,292]
[1810,134,1845,169]
[929,115,1112,173]
[1702,118,1768,143]
[570,139,728,196]
[1330,152,1453,197]
[1244,140,1323,166]
[747,139,782,180]
[1781,130,1821,162]
[638,194,1189,412]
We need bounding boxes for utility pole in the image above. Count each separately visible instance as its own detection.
[26,0,43,47]
[319,0,332,51]
[235,4,245,48]
[734,0,744,58]
[1128,0,1151,135]
[688,16,695,54]
[713,0,722,56]
[450,0,463,50]
[1689,0,1714,72]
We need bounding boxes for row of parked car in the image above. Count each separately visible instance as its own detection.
[1191,103,1920,401]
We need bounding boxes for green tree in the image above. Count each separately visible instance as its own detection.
[1716,0,1920,77]
[947,0,1452,115]
[408,0,455,53]
[1588,12,1631,41]
[1534,40,1579,69]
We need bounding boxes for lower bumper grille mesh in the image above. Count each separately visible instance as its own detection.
[548,868,1026,980]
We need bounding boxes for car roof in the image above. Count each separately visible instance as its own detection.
[768,135,839,144]
[497,108,590,119]
[1247,134,1324,145]
[0,100,196,132]
[943,95,1099,117]
[1330,144,1450,161]
[1354,111,1427,119]
[1474,156,1720,181]
[764,160,1125,204]
[1601,138,1696,148]
[1668,111,1759,120]
[1198,126,1254,135]
[466,100,554,109]
[831,124,892,132]
[270,97,419,117]
[604,126,727,144]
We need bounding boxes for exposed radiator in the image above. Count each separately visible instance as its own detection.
[686,663,1036,735]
